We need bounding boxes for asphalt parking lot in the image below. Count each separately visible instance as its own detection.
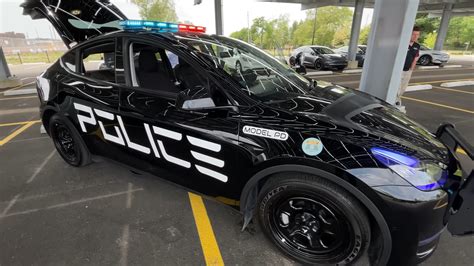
[1,62,473,265]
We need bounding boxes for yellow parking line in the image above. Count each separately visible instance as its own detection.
[0,96,37,101]
[409,78,474,86]
[456,147,467,156]
[432,86,474,95]
[0,121,39,146]
[402,96,474,114]
[188,192,224,266]
[0,120,41,127]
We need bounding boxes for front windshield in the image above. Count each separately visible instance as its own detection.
[175,34,311,102]
[312,47,335,54]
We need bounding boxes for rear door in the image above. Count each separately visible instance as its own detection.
[61,38,125,157]
[21,0,127,47]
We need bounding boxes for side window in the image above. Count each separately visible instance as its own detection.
[128,42,230,107]
[62,50,77,72]
[129,42,207,94]
[81,41,116,83]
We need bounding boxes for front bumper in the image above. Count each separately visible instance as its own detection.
[349,124,473,265]
[324,61,348,68]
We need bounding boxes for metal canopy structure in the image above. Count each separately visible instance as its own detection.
[257,0,473,104]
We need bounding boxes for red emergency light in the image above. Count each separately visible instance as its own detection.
[178,23,206,33]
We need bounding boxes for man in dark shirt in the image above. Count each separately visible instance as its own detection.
[396,26,421,111]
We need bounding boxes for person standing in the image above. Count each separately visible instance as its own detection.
[396,26,421,111]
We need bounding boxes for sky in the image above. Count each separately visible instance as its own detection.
[0,0,373,39]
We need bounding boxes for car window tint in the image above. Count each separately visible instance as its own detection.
[130,43,209,95]
[81,42,116,83]
[62,51,77,72]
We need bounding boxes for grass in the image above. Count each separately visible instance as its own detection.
[6,51,65,65]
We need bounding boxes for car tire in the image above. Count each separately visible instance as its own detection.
[257,173,371,265]
[49,114,91,167]
[418,55,431,66]
[236,61,243,73]
[337,66,345,71]
[314,60,324,70]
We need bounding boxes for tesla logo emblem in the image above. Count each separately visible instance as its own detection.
[73,103,228,182]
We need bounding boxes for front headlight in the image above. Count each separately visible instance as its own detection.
[371,147,447,191]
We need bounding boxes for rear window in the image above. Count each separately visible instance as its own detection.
[81,41,116,83]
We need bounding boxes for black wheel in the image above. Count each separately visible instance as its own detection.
[418,55,431,66]
[257,173,371,265]
[236,61,243,73]
[49,114,91,167]
[314,60,324,70]
[337,66,345,71]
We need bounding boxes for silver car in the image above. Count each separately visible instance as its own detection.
[417,45,450,66]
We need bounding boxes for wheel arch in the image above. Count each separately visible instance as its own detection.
[239,163,392,265]
[41,105,59,135]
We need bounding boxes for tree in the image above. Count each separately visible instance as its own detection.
[358,25,371,45]
[423,32,437,48]
[291,7,353,47]
[414,14,439,44]
[132,0,178,22]
[251,17,267,47]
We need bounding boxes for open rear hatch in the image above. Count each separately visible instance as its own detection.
[21,0,127,48]
[436,124,474,236]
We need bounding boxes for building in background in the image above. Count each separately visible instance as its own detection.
[0,32,66,54]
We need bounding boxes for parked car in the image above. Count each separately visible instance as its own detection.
[291,45,347,70]
[218,48,253,73]
[417,45,450,66]
[334,45,365,67]
[22,0,474,265]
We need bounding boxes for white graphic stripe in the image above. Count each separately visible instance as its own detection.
[191,151,224,168]
[94,109,125,146]
[157,140,191,168]
[187,136,221,152]
[73,103,96,132]
[144,123,160,158]
[153,126,182,140]
[195,165,228,182]
[117,116,150,154]
[94,109,114,120]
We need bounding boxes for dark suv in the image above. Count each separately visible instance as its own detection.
[291,45,348,70]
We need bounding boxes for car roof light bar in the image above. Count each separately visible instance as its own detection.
[120,20,205,33]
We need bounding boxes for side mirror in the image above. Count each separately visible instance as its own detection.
[219,51,232,58]
[176,86,239,113]
[310,51,316,56]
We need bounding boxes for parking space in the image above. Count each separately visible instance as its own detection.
[0,63,473,265]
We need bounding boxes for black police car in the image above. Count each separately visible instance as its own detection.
[22,1,473,265]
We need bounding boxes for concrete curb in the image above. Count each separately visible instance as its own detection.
[342,69,363,74]
[307,71,334,76]
[23,62,46,65]
[406,84,432,92]
[0,77,23,89]
[440,81,474,88]
[442,65,463,68]
[418,66,439,69]
[4,88,37,96]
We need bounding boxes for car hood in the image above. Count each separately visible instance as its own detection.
[264,81,448,162]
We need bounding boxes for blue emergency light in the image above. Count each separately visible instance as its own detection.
[119,20,205,33]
